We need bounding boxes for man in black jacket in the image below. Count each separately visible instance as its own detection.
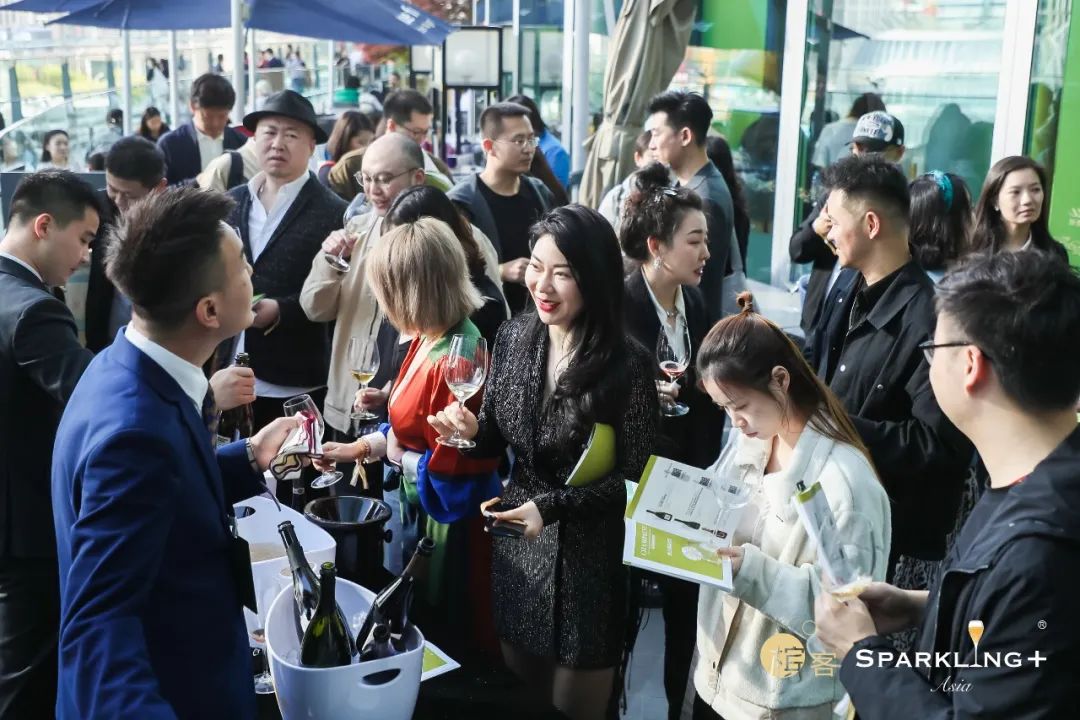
[818,155,971,570]
[86,136,167,352]
[227,90,345,438]
[0,171,100,718]
[816,250,1080,719]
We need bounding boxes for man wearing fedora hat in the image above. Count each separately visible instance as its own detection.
[226,91,346,493]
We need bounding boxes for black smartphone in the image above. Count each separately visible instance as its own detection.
[483,501,526,538]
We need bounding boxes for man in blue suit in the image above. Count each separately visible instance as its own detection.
[158,73,246,185]
[52,187,301,719]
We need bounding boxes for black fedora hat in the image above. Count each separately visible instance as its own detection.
[243,90,328,144]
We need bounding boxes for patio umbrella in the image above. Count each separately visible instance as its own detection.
[247,0,454,46]
[1,0,99,12]
[579,0,696,208]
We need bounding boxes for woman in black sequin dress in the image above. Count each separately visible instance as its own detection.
[430,205,657,719]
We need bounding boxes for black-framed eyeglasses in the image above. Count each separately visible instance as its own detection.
[918,339,991,364]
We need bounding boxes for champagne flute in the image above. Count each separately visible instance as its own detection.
[348,337,381,422]
[806,511,877,654]
[437,334,488,449]
[656,317,692,417]
[282,394,342,490]
[968,620,984,667]
[323,195,370,272]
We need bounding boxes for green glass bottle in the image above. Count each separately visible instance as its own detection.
[299,562,353,668]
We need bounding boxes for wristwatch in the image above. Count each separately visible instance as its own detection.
[244,438,260,473]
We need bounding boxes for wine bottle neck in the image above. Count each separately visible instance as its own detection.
[318,572,336,611]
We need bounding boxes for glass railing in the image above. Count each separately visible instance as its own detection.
[0,75,203,171]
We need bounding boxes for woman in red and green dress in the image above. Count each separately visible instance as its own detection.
[320,217,502,659]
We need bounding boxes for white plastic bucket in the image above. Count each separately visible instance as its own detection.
[264,578,424,720]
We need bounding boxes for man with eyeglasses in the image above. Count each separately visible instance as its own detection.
[382,89,453,190]
[302,133,504,452]
[815,250,1080,719]
[225,91,347,488]
[815,153,971,579]
[448,101,556,315]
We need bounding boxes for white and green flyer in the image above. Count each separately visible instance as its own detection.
[622,455,738,591]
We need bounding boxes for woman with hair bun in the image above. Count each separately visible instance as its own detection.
[690,297,891,720]
[620,160,725,719]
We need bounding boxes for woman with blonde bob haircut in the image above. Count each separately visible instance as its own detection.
[319,217,502,658]
[689,293,891,720]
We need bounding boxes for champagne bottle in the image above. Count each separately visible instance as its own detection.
[219,353,256,440]
[278,520,319,638]
[359,623,397,662]
[299,563,353,668]
[355,536,434,650]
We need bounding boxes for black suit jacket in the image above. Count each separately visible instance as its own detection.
[623,270,723,469]
[0,256,93,558]
[227,173,346,388]
[825,261,973,562]
[158,121,246,186]
[85,190,119,353]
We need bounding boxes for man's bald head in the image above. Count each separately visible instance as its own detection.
[360,133,427,215]
[363,133,425,175]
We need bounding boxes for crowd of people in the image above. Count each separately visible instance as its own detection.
[0,68,1077,720]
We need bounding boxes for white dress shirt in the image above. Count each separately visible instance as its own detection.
[196,128,225,172]
[245,171,311,263]
[0,251,43,283]
[125,324,208,411]
[239,170,319,399]
[641,269,688,357]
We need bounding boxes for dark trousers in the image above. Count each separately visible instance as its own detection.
[252,388,328,511]
[0,558,59,719]
[692,693,726,720]
[660,575,699,720]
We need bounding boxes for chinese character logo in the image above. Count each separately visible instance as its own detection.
[760,632,806,678]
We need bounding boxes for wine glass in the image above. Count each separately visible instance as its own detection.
[348,337,381,423]
[323,195,371,272]
[282,394,342,490]
[806,511,878,654]
[437,334,488,449]
[656,318,692,417]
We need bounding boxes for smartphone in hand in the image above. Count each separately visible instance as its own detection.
[483,500,527,538]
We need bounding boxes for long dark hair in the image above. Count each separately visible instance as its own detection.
[138,106,169,140]
[697,293,873,466]
[971,155,1054,254]
[326,111,374,164]
[41,129,68,162]
[384,185,485,276]
[909,171,972,272]
[706,136,747,220]
[528,205,628,444]
[619,161,702,261]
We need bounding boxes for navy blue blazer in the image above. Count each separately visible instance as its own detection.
[158,121,246,186]
[52,329,263,719]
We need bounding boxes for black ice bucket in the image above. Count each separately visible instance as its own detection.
[303,496,392,592]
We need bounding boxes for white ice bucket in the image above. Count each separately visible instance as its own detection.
[264,578,424,720]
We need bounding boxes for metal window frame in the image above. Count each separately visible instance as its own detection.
[768,0,1041,287]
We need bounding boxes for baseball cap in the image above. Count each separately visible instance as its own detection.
[850,111,905,152]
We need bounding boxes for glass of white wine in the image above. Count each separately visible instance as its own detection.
[806,510,878,653]
[437,334,488,449]
[348,337,381,422]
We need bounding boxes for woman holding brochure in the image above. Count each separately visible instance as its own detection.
[619,162,725,719]
[690,296,891,720]
[428,205,658,720]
